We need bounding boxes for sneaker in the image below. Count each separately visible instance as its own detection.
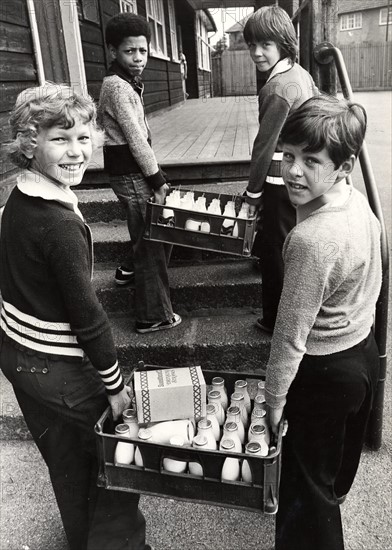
[136,313,182,334]
[255,318,274,334]
[115,266,135,286]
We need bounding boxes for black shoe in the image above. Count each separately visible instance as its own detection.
[255,318,274,334]
[136,313,182,334]
[115,266,135,286]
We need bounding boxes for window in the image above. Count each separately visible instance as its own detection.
[77,0,100,24]
[340,12,362,31]
[120,0,137,13]
[380,7,392,25]
[146,0,168,58]
[197,12,211,71]
[168,0,179,61]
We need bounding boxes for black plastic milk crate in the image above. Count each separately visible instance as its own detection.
[143,189,257,257]
[95,363,283,514]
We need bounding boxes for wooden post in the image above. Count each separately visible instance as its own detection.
[311,0,338,94]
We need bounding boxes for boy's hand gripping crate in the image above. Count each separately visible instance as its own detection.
[144,189,257,257]
[95,362,283,515]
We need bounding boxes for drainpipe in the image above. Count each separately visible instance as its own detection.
[26,0,45,85]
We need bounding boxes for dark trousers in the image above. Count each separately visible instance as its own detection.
[252,183,296,328]
[0,333,145,550]
[109,173,174,324]
[276,332,380,550]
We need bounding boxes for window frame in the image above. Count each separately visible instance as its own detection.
[119,0,137,13]
[146,0,169,60]
[379,7,392,25]
[196,11,211,72]
[168,0,179,62]
[340,12,362,31]
[77,0,100,24]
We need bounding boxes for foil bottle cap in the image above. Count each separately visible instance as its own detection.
[224,422,238,432]
[198,418,212,430]
[193,435,208,447]
[212,376,225,386]
[138,428,152,440]
[245,442,262,454]
[235,379,247,389]
[227,405,241,415]
[208,390,221,400]
[115,423,130,435]
[250,424,266,435]
[220,438,235,451]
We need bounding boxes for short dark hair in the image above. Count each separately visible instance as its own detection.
[105,13,151,48]
[243,6,298,63]
[281,95,367,168]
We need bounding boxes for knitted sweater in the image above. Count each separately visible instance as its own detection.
[265,186,382,409]
[98,61,165,189]
[0,171,123,395]
[246,59,318,202]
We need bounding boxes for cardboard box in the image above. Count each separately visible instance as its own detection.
[133,366,206,424]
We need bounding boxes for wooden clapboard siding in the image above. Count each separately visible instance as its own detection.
[79,0,183,111]
[0,0,39,203]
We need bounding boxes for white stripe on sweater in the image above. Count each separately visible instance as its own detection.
[1,301,83,357]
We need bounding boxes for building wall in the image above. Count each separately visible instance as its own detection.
[338,7,392,46]
[0,0,39,201]
[78,0,183,113]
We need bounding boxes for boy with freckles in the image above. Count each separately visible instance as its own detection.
[265,96,382,550]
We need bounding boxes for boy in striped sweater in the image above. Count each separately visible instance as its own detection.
[0,84,150,550]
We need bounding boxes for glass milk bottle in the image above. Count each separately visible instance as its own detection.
[163,435,187,474]
[226,406,245,445]
[241,441,264,483]
[211,376,228,411]
[206,403,221,441]
[114,424,134,465]
[230,392,249,428]
[207,390,225,426]
[122,409,139,439]
[189,434,208,477]
[134,428,153,467]
[234,380,251,414]
[248,424,269,456]
[197,419,217,450]
[221,200,236,236]
[256,380,266,401]
[220,438,241,482]
[253,394,266,414]
[222,422,242,453]
[249,408,270,446]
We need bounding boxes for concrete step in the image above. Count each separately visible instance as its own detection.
[0,310,269,440]
[76,181,248,224]
[94,260,262,314]
[79,159,250,188]
[91,219,252,265]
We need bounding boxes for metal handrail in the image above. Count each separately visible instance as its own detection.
[314,42,390,451]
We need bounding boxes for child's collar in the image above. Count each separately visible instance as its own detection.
[296,181,352,223]
[17,170,84,220]
[266,58,293,83]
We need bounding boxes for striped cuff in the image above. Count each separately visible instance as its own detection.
[98,361,124,395]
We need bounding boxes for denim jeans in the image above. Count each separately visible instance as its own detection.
[109,174,174,324]
[0,331,145,550]
[276,331,380,550]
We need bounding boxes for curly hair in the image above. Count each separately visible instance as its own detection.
[8,82,104,169]
[105,13,151,48]
[243,6,298,63]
